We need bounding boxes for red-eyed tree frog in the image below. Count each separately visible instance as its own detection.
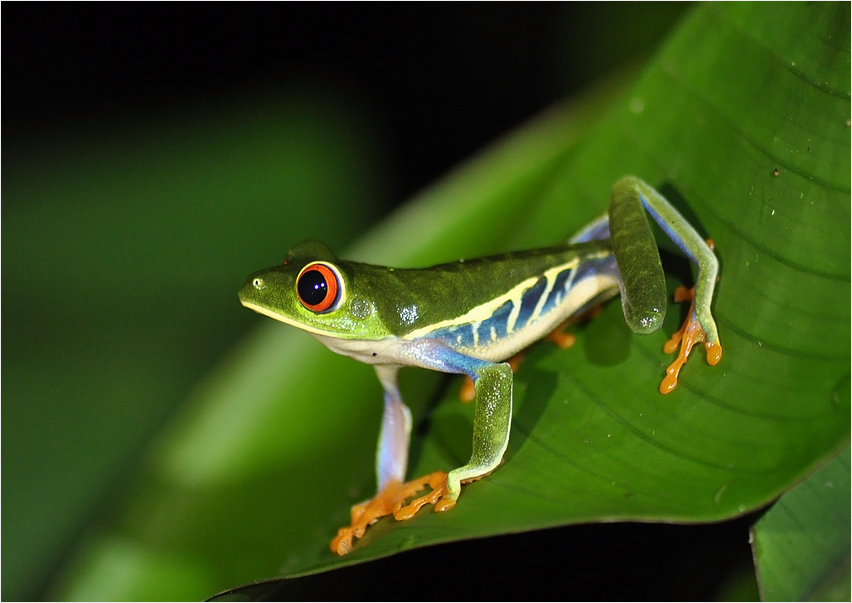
[239,176,722,555]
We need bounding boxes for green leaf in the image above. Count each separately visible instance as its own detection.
[752,444,851,602]
[51,3,850,599]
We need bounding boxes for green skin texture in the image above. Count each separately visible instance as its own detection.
[239,176,720,519]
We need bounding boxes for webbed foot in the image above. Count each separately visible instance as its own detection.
[660,286,723,394]
[330,471,449,555]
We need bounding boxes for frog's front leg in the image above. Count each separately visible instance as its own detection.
[439,359,513,509]
[374,364,412,488]
[330,345,514,555]
[330,364,446,555]
[396,343,514,512]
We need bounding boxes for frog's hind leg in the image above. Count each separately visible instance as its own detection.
[612,177,722,391]
[659,283,723,394]
[569,213,610,243]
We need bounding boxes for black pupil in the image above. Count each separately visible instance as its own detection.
[298,269,329,306]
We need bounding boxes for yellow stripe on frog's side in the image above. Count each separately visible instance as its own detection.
[403,255,584,342]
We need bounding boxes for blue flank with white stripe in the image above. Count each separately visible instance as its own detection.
[421,253,619,358]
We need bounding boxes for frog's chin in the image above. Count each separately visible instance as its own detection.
[309,331,406,366]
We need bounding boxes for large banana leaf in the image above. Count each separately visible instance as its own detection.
[51,3,849,600]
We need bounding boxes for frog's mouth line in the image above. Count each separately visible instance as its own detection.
[240,300,359,339]
[240,300,316,332]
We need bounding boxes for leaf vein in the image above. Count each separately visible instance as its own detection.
[565,371,759,473]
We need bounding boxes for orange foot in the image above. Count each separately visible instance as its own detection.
[660,286,723,394]
[330,471,449,555]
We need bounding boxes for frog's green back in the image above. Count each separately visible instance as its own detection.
[239,240,615,342]
[338,240,614,337]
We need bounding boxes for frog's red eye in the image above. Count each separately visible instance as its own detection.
[297,262,341,312]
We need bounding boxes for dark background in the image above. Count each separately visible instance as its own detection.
[4,4,758,600]
[6,3,685,202]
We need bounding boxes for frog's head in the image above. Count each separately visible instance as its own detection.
[239,241,389,340]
